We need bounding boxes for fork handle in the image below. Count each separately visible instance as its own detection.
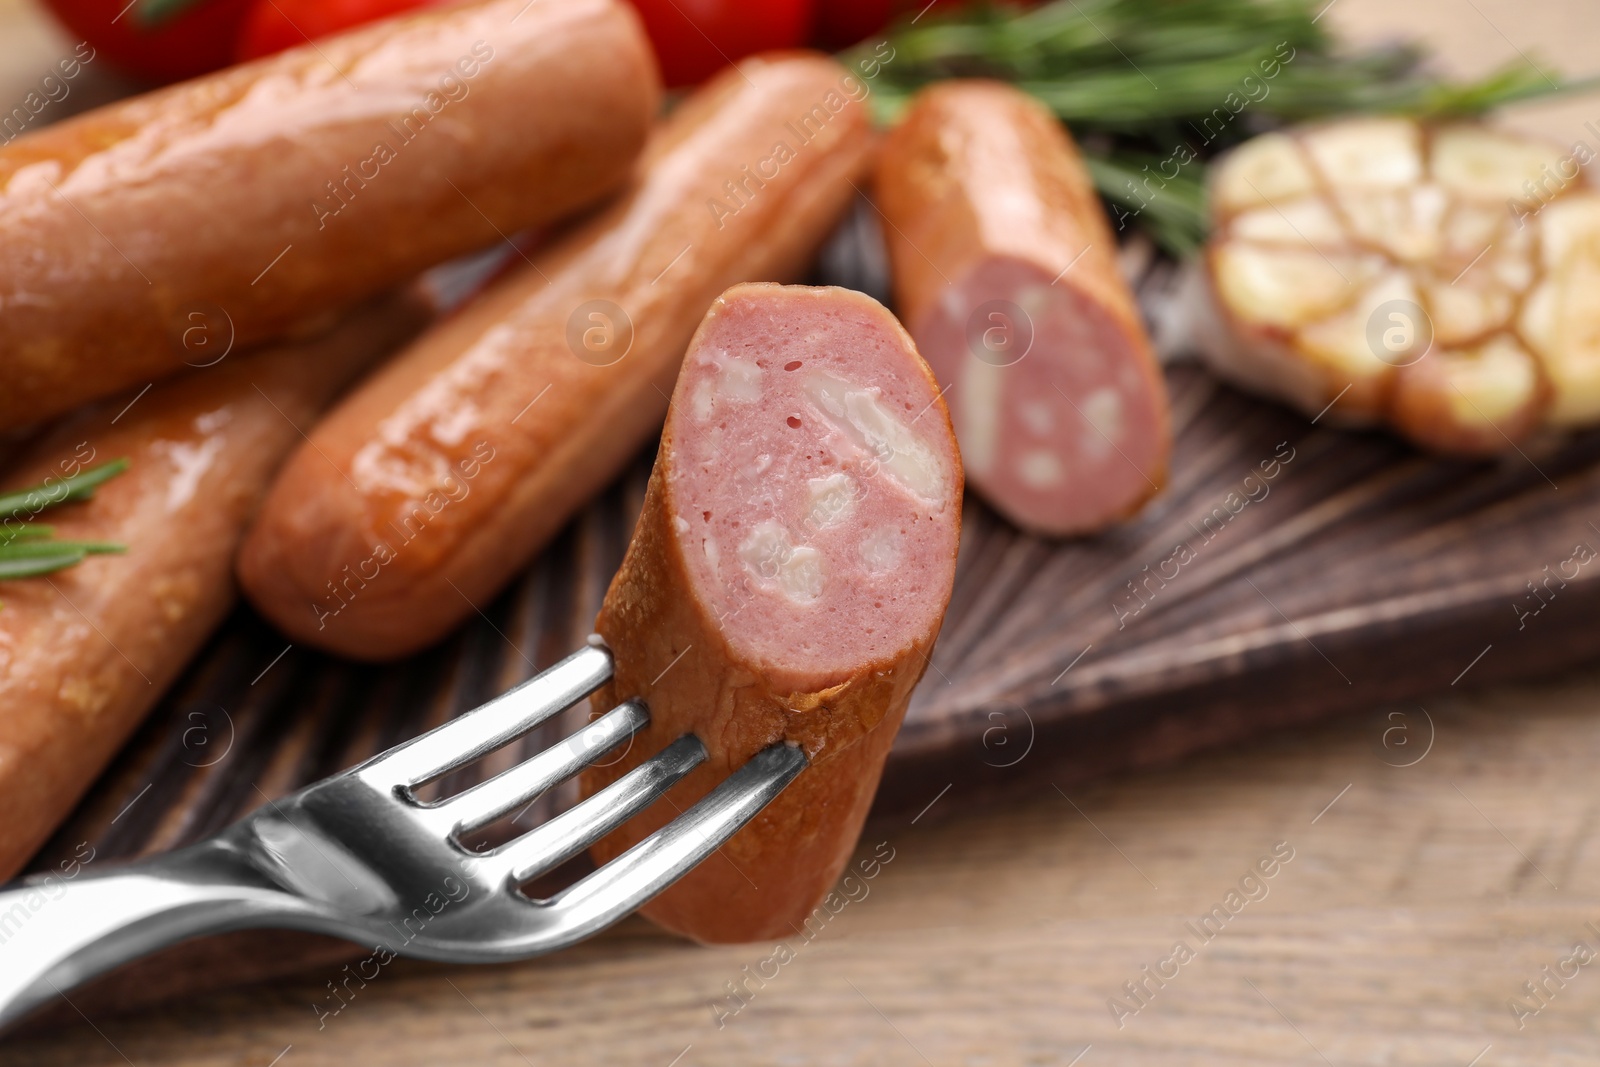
[0,838,312,1030]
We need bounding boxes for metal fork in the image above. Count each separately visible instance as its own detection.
[0,641,807,1030]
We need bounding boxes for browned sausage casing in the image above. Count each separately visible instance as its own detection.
[581,283,962,944]
[237,52,875,660]
[0,0,658,428]
[0,301,424,880]
[875,81,1170,535]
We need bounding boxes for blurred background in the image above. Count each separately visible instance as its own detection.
[4,0,1600,1063]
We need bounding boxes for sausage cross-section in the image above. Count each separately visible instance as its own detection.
[875,80,1170,535]
[0,299,425,880]
[238,52,875,660]
[580,283,962,944]
[0,0,658,428]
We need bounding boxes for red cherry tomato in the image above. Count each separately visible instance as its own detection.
[812,0,1038,50]
[624,0,814,88]
[812,0,896,50]
[235,0,444,61]
[39,0,255,84]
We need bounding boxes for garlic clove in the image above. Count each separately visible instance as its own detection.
[1292,270,1418,416]
[1210,132,1319,217]
[1212,242,1371,330]
[1392,334,1543,453]
[1535,211,1600,425]
[1432,124,1573,205]
[1301,117,1423,188]
[1335,184,1449,263]
[1228,195,1348,246]
[1421,271,1515,347]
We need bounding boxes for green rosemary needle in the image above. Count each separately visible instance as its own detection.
[0,458,130,580]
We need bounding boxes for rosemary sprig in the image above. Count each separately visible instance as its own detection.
[849,0,1595,254]
[0,457,129,518]
[1082,154,1209,258]
[0,459,130,580]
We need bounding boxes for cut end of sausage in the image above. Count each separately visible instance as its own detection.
[875,80,1170,537]
[583,282,959,944]
[912,256,1168,534]
[665,283,962,693]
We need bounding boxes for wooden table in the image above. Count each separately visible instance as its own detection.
[6,0,1600,1063]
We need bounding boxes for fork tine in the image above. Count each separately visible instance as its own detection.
[494,734,707,886]
[430,700,649,835]
[363,644,612,788]
[536,743,807,938]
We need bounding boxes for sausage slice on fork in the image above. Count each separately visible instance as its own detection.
[581,283,962,943]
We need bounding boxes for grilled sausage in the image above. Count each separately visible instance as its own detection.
[0,0,658,428]
[0,299,425,880]
[581,283,962,943]
[238,52,875,660]
[875,80,1170,535]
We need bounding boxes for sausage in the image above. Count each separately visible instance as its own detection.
[237,52,875,660]
[0,299,425,880]
[0,0,658,429]
[1197,117,1600,454]
[581,283,962,943]
[874,80,1170,536]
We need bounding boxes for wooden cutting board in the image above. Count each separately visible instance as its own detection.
[19,225,1600,1026]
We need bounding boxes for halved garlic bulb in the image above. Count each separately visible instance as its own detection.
[1198,116,1597,454]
